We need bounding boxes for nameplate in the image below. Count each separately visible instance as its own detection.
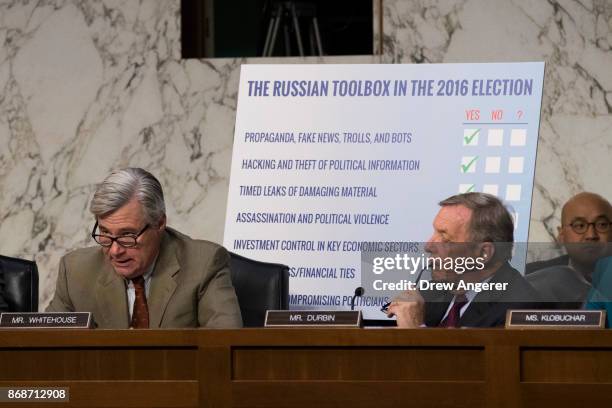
[265,310,362,327]
[505,310,606,329]
[0,312,92,329]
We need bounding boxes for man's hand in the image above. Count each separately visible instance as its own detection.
[386,290,425,328]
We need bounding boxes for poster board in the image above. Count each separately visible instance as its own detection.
[224,63,544,319]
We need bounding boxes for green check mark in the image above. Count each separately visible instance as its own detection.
[464,129,480,145]
[465,184,475,193]
[461,156,478,173]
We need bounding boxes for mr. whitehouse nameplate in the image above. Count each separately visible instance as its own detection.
[265,310,362,327]
[505,310,605,329]
[0,312,92,329]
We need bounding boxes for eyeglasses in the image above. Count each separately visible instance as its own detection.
[566,218,611,234]
[91,221,150,248]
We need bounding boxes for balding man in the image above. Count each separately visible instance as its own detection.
[527,192,612,281]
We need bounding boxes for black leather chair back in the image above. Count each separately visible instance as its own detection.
[229,252,289,327]
[0,255,39,312]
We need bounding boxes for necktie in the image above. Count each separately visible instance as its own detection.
[130,276,149,329]
[439,294,468,328]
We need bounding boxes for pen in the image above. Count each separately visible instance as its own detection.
[380,267,427,313]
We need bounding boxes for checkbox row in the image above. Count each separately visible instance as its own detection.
[463,129,527,147]
[460,156,525,174]
[458,183,523,201]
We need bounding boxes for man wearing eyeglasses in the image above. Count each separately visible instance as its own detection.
[526,192,612,281]
[46,168,242,329]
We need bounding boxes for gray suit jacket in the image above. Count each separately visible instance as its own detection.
[47,228,243,328]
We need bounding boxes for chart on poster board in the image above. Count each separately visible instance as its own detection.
[224,62,544,319]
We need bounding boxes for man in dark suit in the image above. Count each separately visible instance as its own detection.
[524,193,612,308]
[525,254,569,274]
[386,192,540,328]
[0,262,8,312]
[526,192,612,280]
[420,262,540,327]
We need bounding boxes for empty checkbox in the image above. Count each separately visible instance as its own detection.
[487,129,503,146]
[508,157,524,173]
[485,157,501,174]
[510,129,527,146]
[483,184,499,196]
[506,185,522,201]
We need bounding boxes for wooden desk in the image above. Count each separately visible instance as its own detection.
[1,329,611,407]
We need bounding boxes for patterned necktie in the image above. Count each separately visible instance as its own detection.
[439,294,468,328]
[130,276,149,329]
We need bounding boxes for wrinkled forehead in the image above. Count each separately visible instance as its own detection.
[97,198,146,231]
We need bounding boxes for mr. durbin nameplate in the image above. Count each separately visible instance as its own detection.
[265,310,362,327]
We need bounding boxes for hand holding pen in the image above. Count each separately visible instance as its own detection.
[381,267,427,328]
[381,266,427,313]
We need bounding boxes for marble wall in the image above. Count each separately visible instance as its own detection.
[382,0,612,258]
[0,0,610,309]
[0,0,375,308]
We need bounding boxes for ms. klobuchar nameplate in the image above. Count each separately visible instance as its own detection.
[505,310,605,329]
[265,310,362,327]
[0,312,92,329]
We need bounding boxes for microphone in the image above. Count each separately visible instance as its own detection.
[351,287,365,311]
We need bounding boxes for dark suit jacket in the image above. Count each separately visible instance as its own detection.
[0,262,8,312]
[47,228,243,328]
[526,265,590,309]
[525,255,569,275]
[422,262,541,327]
